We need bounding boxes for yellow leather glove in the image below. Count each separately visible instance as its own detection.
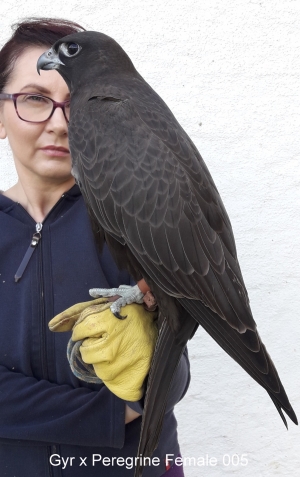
[49,298,158,401]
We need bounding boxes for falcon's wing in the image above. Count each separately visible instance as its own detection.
[69,92,253,334]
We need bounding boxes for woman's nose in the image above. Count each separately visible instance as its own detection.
[45,106,68,135]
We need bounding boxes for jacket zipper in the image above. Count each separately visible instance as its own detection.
[13,193,67,477]
[14,222,43,282]
[14,195,66,282]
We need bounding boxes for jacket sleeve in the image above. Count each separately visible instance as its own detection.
[0,364,125,448]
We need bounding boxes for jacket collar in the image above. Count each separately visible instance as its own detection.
[0,184,82,223]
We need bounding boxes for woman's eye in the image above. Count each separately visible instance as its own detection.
[26,95,46,102]
[21,95,48,104]
[60,42,81,57]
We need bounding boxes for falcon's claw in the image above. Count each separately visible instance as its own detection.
[89,284,144,319]
[113,311,127,320]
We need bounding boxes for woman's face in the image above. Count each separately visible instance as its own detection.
[0,46,73,185]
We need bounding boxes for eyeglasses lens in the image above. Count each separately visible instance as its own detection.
[16,94,70,122]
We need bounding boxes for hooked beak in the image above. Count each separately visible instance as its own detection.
[37,48,65,74]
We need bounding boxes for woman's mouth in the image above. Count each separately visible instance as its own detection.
[40,145,70,157]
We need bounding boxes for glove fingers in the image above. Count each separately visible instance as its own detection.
[49,297,108,332]
[77,304,158,401]
[72,303,156,341]
[67,339,102,384]
[71,301,113,340]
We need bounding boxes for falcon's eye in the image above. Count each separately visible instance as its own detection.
[59,42,81,57]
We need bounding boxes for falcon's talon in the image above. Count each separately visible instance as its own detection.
[110,298,123,314]
[113,311,127,320]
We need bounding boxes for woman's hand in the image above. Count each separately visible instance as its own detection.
[49,297,158,401]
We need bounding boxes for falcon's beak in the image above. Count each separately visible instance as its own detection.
[37,48,65,74]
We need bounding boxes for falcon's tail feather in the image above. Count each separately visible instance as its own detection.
[267,391,297,428]
[179,298,298,427]
[134,313,197,477]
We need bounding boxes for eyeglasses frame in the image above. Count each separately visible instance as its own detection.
[0,92,70,124]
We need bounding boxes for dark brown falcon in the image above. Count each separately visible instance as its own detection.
[37,31,298,477]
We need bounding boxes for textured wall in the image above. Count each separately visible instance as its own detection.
[0,1,299,475]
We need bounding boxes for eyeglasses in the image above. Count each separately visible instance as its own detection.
[0,93,70,123]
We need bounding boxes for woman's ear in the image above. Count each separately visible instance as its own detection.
[0,113,7,139]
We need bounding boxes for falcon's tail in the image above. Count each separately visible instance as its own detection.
[134,313,197,477]
[179,297,298,428]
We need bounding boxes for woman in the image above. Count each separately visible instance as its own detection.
[0,18,189,476]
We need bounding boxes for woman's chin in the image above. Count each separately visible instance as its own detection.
[35,166,74,185]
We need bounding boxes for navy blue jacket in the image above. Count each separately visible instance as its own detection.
[0,185,190,477]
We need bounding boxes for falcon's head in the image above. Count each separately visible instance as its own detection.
[37,31,137,92]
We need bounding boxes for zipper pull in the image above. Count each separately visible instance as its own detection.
[15,223,43,283]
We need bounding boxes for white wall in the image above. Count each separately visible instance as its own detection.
[0,1,299,475]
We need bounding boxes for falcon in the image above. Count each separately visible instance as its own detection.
[37,31,298,477]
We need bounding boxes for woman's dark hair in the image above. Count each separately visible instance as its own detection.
[0,17,86,92]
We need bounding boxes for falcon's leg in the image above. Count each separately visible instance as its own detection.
[89,284,144,319]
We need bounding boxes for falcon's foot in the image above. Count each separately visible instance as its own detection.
[89,284,144,319]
